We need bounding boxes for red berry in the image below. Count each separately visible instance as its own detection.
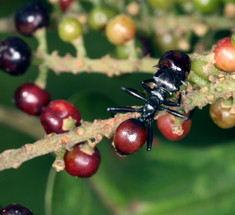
[40,100,81,134]
[15,2,49,36]
[60,0,74,11]
[14,82,50,115]
[0,37,31,76]
[64,142,101,177]
[114,118,147,155]
[214,37,235,73]
[0,204,33,215]
[157,113,192,140]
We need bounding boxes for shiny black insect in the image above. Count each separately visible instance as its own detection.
[107,50,192,151]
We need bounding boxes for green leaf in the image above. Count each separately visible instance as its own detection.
[68,90,117,121]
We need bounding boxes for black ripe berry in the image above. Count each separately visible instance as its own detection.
[0,203,33,215]
[0,37,31,75]
[114,118,147,155]
[14,82,50,115]
[15,2,49,36]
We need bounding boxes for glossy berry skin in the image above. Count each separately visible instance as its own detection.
[15,2,49,36]
[58,17,83,42]
[105,14,136,45]
[210,98,235,128]
[214,37,235,73]
[60,0,74,11]
[157,113,192,140]
[0,203,33,215]
[64,142,101,177]
[40,100,81,134]
[114,118,147,155]
[157,50,191,82]
[14,82,50,115]
[0,37,31,75]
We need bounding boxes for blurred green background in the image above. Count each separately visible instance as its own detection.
[1,0,235,214]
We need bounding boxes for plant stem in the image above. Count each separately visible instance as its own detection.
[45,168,57,215]
[0,112,140,171]
[34,28,49,89]
[0,105,44,139]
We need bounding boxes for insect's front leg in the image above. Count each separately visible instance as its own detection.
[141,79,154,93]
[161,106,190,120]
[121,87,147,102]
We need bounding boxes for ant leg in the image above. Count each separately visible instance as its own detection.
[121,87,147,102]
[163,94,182,107]
[107,107,143,117]
[107,107,142,113]
[141,79,154,93]
[146,119,153,151]
[161,107,190,120]
[163,100,180,107]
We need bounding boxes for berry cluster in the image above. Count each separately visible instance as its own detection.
[0,0,234,184]
[0,1,48,76]
[109,50,193,155]
[210,36,235,128]
[0,1,101,178]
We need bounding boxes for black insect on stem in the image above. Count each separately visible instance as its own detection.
[107,50,192,151]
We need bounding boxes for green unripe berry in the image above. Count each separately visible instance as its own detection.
[191,59,209,80]
[193,0,220,14]
[88,7,115,30]
[115,45,129,59]
[58,17,83,42]
[148,0,173,9]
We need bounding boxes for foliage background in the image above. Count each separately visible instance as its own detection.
[0,0,235,214]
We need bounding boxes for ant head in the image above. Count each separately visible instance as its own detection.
[153,66,186,93]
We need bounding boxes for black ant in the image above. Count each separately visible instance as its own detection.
[107,50,192,151]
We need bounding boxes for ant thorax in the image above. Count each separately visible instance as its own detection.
[149,87,165,102]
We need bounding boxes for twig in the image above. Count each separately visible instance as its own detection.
[0,112,140,171]
[1,64,235,171]
[37,51,213,76]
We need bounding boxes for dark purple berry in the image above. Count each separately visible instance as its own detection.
[0,203,33,215]
[158,50,191,80]
[114,118,147,155]
[14,82,50,115]
[0,37,31,75]
[64,142,101,177]
[15,2,49,36]
[40,99,81,134]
